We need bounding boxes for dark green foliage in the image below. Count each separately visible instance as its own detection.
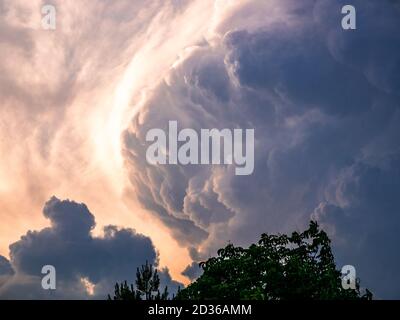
[108,261,169,300]
[176,221,372,300]
[108,281,141,301]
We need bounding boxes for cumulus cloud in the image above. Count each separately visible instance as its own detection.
[122,0,400,297]
[0,197,182,299]
[0,256,13,276]
[1,0,399,299]
[0,256,14,289]
[181,262,202,281]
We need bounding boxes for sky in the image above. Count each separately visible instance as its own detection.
[0,0,399,299]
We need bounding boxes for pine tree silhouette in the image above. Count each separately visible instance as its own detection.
[108,261,169,300]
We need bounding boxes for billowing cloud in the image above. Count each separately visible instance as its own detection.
[0,197,182,299]
[1,0,399,299]
[313,156,400,298]
[0,256,14,289]
[181,262,202,281]
[122,0,400,298]
[0,256,13,276]
[0,0,216,285]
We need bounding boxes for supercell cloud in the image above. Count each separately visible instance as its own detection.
[0,0,399,298]
[123,0,400,298]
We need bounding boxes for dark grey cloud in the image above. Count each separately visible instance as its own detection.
[0,256,13,276]
[0,255,14,289]
[0,197,182,299]
[122,0,400,297]
[313,155,400,298]
[182,262,202,281]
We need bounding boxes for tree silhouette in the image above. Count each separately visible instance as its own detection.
[176,221,372,300]
[108,261,169,300]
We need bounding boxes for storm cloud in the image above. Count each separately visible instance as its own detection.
[0,0,399,299]
[0,197,181,299]
[122,0,400,298]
